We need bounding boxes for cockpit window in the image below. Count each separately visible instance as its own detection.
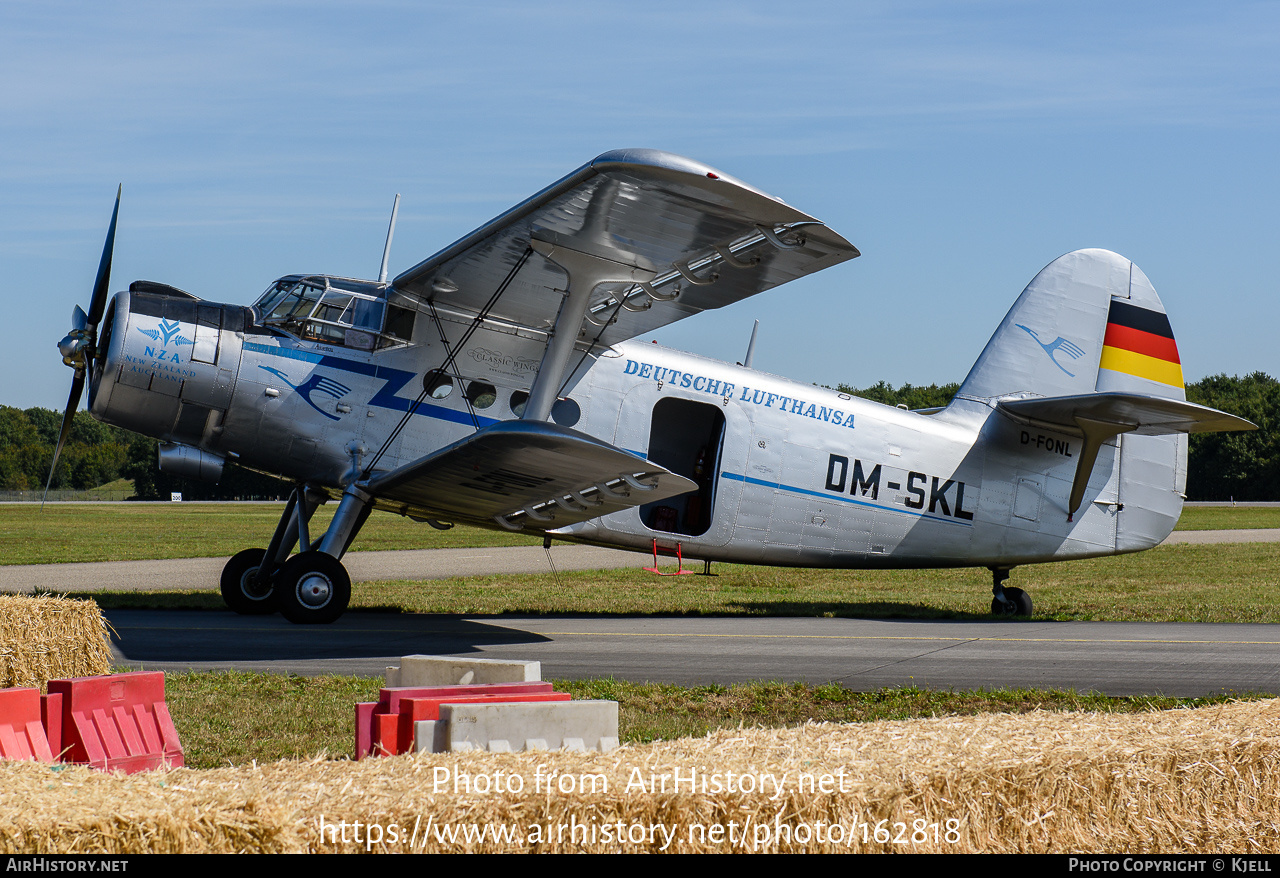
[252,276,416,350]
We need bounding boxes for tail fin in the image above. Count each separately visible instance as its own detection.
[956,248,1185,403]
[952,249,1253,544]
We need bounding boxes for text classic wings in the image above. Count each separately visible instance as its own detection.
[389,149,859,347]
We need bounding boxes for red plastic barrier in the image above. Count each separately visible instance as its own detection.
[47,672,183,773]
[355,683,560,758]
[0,688,54,762]
[41,692,62,759]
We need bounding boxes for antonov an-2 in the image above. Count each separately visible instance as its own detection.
[53,149,1253,623]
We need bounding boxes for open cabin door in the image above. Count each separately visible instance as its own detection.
[641,397,726,538]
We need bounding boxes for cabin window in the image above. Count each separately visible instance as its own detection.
[466,381,497,409]
[423,370,454,400]
[509,390,529,417]
[551,397,581,427]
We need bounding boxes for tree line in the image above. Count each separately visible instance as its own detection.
[835,374,1278,501]
[2,372,1276,501]
[0,407,287,500]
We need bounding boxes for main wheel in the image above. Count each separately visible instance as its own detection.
[991,586,1033,617]
[220,548,277,615]
[276,550,351,624]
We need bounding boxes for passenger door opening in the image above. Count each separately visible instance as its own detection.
[642,397,725,537]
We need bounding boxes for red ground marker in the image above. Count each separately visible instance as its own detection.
[47,671,183,773]
[0,688,54,762]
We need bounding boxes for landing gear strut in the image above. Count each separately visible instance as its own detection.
[272,485,371,624]
[219,483,370,624]
[990,567,1032,617]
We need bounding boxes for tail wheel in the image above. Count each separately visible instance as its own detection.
[220,548,276,615]
[276,550,351,624]
[991,586,1033,617]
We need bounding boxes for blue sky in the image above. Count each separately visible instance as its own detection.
[5,0,1277,411]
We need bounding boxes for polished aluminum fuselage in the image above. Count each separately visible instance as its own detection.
[91,287,1183,569]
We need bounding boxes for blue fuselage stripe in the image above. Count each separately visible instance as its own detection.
[244,342,501,428]
[719,471,972,528]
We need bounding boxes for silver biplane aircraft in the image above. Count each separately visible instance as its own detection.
[53,149,1254,623]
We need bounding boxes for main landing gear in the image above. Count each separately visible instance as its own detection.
[989,567,1032,617]
[219,483,371,624]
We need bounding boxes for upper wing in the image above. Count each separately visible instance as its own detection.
[390,149,858,347]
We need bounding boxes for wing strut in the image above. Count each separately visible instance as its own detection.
[522,237,655,422]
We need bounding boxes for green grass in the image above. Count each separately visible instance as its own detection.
[162,671,1263,769]
[334,541,1280,623]
[2,504,1272,566]
[77,541,1280,623]
[0,503,540,565]
[85,478,134,497]
[1175,506,1280,530]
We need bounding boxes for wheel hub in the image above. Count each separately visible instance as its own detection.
[241,568,272,600]
[297,573,332,608]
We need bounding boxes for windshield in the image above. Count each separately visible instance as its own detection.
[253,276,414,350]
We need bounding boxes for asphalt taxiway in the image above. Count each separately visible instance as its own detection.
[4,529,1278,697]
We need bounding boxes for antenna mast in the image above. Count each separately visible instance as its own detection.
[378,193,401,284]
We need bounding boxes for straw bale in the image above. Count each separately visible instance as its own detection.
[2,699,1278,853]
[0,595,112,689]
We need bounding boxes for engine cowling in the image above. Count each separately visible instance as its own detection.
[90,284,250,460]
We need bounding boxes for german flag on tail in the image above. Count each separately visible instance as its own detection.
[1098,299,1183,388]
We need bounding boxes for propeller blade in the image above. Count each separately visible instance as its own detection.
[42,370,85,505]
[87,185,121,328]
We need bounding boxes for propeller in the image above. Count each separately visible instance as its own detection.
[44,186,121,503]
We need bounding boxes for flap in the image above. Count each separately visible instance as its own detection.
[997,392,1256,435]
[390,149,858,347]
[364,420,697,531]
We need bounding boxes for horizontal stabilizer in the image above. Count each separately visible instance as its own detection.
[365,421,696,531]
[998,392,1256,436]
[998,392,1255,517]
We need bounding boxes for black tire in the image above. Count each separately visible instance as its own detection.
[991,586,1033,617]
[276,551,351,624]
[220,548,277,615]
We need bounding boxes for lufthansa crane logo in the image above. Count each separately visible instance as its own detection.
[259,366,351,420]
[1015,324,1086,377]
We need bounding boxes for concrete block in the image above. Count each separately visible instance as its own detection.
[414,700,619,754]
[386,655,541,687]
